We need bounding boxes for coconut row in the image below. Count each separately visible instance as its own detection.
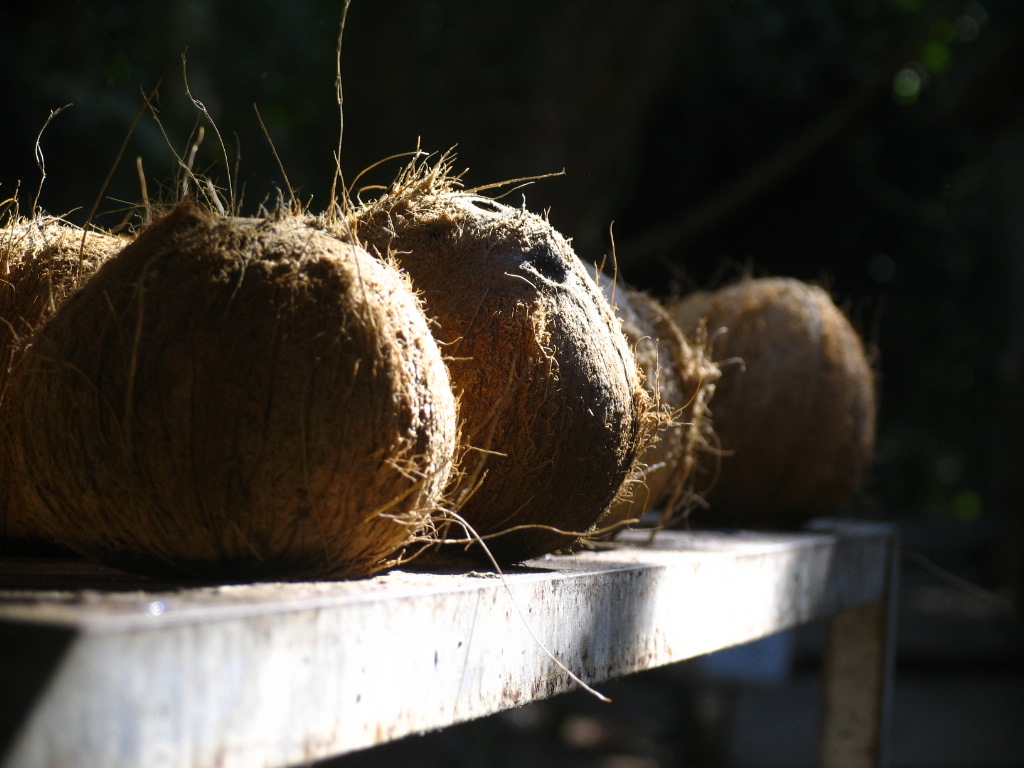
[2,179,877,580]
[3,181,655,578]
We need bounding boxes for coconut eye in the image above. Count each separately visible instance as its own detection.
[521,246,568,284]
[469,198,502,214]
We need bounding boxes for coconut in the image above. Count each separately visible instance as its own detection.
[595,273,719,527]
[352,164,651,563]
[1,215,130,552]
[8,202,458,580]
[668,276,877,526]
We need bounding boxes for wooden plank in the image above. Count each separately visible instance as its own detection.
[0,521,896,768]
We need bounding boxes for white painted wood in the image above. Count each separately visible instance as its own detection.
[0,521,897,768]
[817,523,899,768]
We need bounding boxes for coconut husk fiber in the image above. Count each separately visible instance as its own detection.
[352,161,652,564]
[595,273,719,528]
[668,276,877,527]
[1,214,130,553]
[8,202,458,580]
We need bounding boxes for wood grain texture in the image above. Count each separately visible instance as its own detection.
[0,521,897,768]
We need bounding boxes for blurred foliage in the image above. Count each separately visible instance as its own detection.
[3,0,1024,541]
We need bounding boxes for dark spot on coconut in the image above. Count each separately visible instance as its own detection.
[521,246,568,284]
[469,198,502,214]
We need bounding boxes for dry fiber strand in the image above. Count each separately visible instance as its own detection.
[668,276,877,526]
[1,214,130,551]
[9,202,458,580]
[595,273,719,527]
[352,160,651,563]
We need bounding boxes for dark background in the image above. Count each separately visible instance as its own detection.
[3,1,1022,765]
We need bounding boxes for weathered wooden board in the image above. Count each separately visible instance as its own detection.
[0,521,897,768]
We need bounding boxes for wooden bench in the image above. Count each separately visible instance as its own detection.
[0,519,898,768]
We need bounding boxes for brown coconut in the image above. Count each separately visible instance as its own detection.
[668,276,877,526]
[1,215,130,552]
[352,164,651,563]
[8,202,458,580]
[595,273,719,527]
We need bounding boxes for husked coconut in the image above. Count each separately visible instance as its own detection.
[1,215,129,552]
[352,161,651,563]
[668,276,877,526]
[595,273,719,527]
[9,202,458,580]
